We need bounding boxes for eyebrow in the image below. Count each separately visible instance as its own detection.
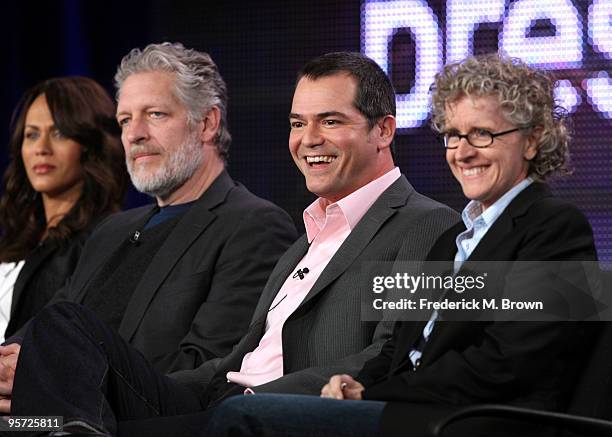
[288,111,347,119]
[443,126,494,133]
[24,124,56,130]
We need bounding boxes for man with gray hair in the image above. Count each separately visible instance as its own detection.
[0,42,296,429]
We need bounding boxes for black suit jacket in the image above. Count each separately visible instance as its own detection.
[12,171,297,376]
[189,175,460,399]
[358,183,598,436]
[4,226,94,339]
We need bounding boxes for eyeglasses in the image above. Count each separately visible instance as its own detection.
[442,127,527,149]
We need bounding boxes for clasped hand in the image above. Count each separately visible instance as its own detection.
[320,374,364,400]
[0,343,21,413]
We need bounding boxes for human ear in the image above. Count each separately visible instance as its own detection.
[524,126,542,161]
[376,115,396,151]
[200,106,221,143]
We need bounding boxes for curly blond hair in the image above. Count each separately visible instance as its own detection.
[431,54,570,180]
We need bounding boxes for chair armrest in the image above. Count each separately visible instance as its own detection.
[433,404,612,437]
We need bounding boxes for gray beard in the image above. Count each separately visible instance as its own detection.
[127,138,203,199]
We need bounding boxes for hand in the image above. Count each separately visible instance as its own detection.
[0,396,10,414]
[320,374,364,400]
[0,344,21,397]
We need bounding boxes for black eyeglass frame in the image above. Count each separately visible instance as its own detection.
[442,126,530,149]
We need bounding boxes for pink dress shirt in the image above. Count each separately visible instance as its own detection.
[227,167,401,388]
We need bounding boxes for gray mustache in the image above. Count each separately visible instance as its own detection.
[128,145,163,159]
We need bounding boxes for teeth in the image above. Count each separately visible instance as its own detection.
[306,156,336,164]
[462,167,486,176]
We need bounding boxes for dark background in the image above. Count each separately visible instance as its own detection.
[0,0,610,261]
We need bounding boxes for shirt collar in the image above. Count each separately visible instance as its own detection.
[303,167,401,243]
[461,177,534,230]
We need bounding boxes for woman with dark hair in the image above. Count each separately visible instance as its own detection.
[0,76,127,340]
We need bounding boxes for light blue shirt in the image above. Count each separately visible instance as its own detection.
[409,178,534,368]
[454,178,534,264]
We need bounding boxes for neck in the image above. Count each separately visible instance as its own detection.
[41,182,83,232]
[156,149,225,206]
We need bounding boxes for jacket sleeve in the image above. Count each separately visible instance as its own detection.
[161,205,297,375]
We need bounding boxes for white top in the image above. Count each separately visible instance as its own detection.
[0,261,25,342]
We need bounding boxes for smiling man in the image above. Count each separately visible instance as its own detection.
[200,51,458,402]
[289,73,392,203]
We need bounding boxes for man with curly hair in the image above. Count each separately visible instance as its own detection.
[204,53,599,437]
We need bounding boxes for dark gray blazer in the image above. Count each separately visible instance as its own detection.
[172,175,459,398]
[11,171,297,376]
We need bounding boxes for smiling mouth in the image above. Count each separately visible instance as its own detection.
[306,155,337,166]
[462,166,487,176]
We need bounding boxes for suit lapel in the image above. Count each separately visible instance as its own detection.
[464,182,551,262]
[71,208,155,303]
[251,235,309,323]
[465,212,514,261]
[118,171,234,341]
[426,222,464,261]
[390,321,427,372]
[296,176,414,310]
[10,244,55,315]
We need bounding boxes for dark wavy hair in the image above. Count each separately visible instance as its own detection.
[0,77,128,262]
[297,51,397,159]
[297,51,396,127]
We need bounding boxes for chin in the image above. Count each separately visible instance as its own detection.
[305,181,326,195]
[462,190,486,203]
[30,185,51,194]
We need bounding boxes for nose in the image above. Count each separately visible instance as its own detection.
[33,133,52,155]
[300,123,323,148]
[124,117,149,144]
[453,137,476,161]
